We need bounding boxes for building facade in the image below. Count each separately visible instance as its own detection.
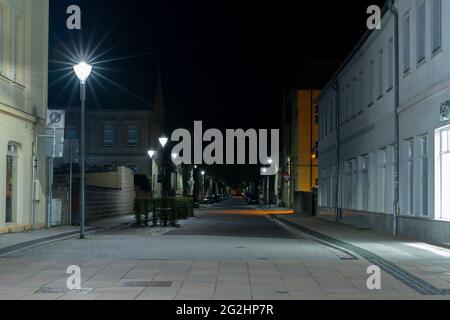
[280,89,319,208]
[0,0,49,234]
[317,0,450,244]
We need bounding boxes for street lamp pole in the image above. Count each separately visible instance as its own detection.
[74,62,92,240]
[201,171,205,198]
[148,150,155,199]
[159,137,168,197]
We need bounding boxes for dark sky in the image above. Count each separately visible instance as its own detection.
[49,0,385,186]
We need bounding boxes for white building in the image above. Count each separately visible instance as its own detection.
[0,0,49,234]
[317,0,450,244]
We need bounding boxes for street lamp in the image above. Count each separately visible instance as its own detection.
[159,137,168,148]
[148,150,155,199]
[159,136,168,196]
[201,171,206,198]
[74,61,92,240]
[266,158,272,208]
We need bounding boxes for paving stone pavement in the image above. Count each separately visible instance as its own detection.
[0,199,450,300]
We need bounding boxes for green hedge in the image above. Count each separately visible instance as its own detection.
[134,197,194,227]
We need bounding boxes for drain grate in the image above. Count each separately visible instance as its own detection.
[35,287,93,294]
[121,280,172,288]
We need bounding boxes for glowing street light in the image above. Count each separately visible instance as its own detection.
[158,136,169,196]
[171,153,178,160]
[201,170,206,176]
[73,62,92,84]
[147,150,155,159]
[74,61,92,240]
[159,137,168,148]
[267,158,273,165]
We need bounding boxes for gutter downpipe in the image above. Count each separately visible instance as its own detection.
[333,81,340,223]
[389,0,400,236]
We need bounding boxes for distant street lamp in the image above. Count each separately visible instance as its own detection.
[159,136,168,196]
[201,170,206,198]
[266,158,272,208]
[159,137,168,148]
[74,61,92,240]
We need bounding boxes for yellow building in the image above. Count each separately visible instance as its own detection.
[0,0,49,234]
[280,89,319,208]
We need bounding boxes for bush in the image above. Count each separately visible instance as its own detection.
[151,197,194,227]
[134,199,151,226]
[134,199,142,226]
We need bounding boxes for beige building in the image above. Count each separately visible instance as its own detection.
[0,0,49,234]
[280,89,319,208]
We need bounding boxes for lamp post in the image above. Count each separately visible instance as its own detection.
[73,61,92,240]
[267,158,273,208]
[201,170,206,199]
[147,149,155,199]
[159,137,168,197]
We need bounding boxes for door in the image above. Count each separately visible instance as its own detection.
[5,143,18,224]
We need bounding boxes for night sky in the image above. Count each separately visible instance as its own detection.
[49,0,385,186]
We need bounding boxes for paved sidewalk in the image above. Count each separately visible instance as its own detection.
[274,214,450,296]
[0,215,134,257]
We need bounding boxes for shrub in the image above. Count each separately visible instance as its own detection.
[134,199,142,226]
[151,197,194,227]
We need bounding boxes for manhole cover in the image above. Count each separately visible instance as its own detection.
[35,287,93,294]
[121,280,172,288]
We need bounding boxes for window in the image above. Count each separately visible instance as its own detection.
[14,15,24,84]
[438,126,450,220]
[6,143,19,224]
[369,60,374,105]
[419,136,428,216]
[127,126,140,146]
[329,101,333,133]
[431,0,442,53]
[361,155,370,211]
[376,149,387,213]
[0,6,5,74]
[416,1,426,63]
[359,70,364,113]
[388,38,394,90]
[344,161,353,209]
[352,78,357,116]
[103,125,115,146]
[403,12,411,72]
[352,159,358,209]
[406,139,414,215]
[378,49,384,98]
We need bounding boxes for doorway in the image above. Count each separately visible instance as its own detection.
[6,143,19,224]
